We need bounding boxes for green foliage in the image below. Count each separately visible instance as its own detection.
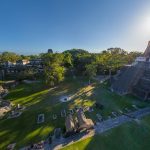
[27,54,40,60]
[127,51,142,64]
[0,48,143,81]
[74,53,96,75]
[44,63,65,86]
[20,55,30,60]
[96,48,130,75]
[17,69,36,81]
[20,54,41,60]
[63,47,139,76]
[63,48,89,59]
[0,51,20,63]
[85,63,97,79]
[63,53,73,68]
[0,77,148,149]
[43,53,65,86]
[42,53,64,65]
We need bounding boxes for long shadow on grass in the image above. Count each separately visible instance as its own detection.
[4,82,47,101]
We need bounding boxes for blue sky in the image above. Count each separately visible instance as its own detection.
[0,0,150,54]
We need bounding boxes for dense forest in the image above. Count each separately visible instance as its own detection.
[0,48,142,86]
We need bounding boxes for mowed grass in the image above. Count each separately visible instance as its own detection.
[62,115,150,150]
[0,78,149,149]
[0,78,90,149]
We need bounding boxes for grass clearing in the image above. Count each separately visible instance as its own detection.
[0,77,149,149]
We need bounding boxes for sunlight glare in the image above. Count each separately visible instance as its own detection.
[138,16,150,36]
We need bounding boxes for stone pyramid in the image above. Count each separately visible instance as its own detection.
[111,41,150,99]
[144,41,150,58]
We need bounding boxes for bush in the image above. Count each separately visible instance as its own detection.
[16,69,36,81]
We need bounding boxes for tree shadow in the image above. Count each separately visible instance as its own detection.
[4,82,47,101]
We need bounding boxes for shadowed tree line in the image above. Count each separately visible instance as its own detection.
[42,48,142,86]
[0,48,142,86]
[0,51,41,63]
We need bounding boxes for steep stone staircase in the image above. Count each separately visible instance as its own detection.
[132,68,150,100]
[111,63,145,95]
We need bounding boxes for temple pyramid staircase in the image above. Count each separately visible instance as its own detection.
[111,41,150,100]
[144,41,150,58]
[111,63,145,95]
[132,68,150,100]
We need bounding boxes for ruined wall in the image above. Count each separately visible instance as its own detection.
[144,41,150,58]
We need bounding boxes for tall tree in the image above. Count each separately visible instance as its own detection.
[85,63,97,84]
[0,52,20,63]
[43,53,65,86]
[63,52,73,68]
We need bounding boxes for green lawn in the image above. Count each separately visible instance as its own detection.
[0,77,149,149]
[62,115,150,150]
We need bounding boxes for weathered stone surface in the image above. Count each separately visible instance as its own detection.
[144,41,150,58]
[111,63,145,95]
[111,41,150,100]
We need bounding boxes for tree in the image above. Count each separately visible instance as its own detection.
[0,51,20,63]
[43,53,65,86]
[85,63,97,84]
[126,51,142,64]
[27,54,40,59]
[63,53,73,68]
[20,55,30,60]
[63,49,89,59]
[73,53,96,75]
[44,63,65,86]
[96,48,129,75]
[17,68,36,81]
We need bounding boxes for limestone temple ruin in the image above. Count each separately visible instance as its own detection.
[65,108,94,136]
[111,41,150,100]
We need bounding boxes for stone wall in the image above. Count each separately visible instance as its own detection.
[132,68,150,100]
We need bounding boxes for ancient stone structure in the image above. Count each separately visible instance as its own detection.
[144,41,150,58]
[132,65,150,100]
[65,114,76,134]
[0,85,9,97]
[77,109,94,131]
[0,99,12,118]
[0,58,44,80]
[48,49,53,53]
[111,63,145,95]
[111,41,150,100]
[65,109,94,136]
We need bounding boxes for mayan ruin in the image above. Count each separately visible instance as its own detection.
[111,41,150,100]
